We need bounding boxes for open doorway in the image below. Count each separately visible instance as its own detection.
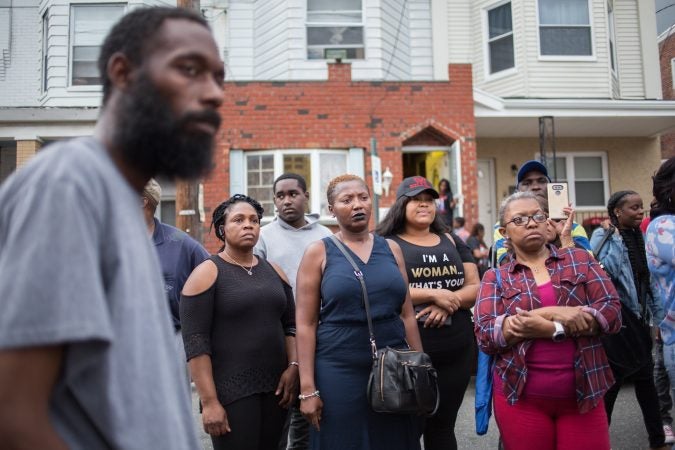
[402,144,461,217]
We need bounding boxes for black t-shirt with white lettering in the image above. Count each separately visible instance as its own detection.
[389,233,475,358]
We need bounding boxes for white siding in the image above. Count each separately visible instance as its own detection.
[40,0,175,107]
[615,0,645,98]
[226,0,432,81]
[253,0,290,79]
[0,0,42,107]
[523,0,611,98]
[380,0,410,80]
[447,0,472,64]
[225,1,255,80]
[409,0,433,80]
[472,0,528,97]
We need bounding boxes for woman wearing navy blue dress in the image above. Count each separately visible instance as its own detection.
[295,174,423,450]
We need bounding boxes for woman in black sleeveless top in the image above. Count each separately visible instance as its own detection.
[376,176,479,450]
[180,195,298,450]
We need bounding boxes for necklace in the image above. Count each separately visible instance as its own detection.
[529,265,546,274]
[224,249,254,275]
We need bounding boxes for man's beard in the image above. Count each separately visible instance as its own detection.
[113,75,222,180]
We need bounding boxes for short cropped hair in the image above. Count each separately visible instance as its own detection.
[98,7,208,106]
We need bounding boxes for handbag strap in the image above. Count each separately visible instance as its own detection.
[328,234,378,360]
[592,225,615,256]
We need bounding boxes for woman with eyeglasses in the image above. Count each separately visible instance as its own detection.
[180,194,298,450]
[475,191,621,450]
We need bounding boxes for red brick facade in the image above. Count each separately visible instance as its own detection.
[203,63,476,252]
[660,34,675,159]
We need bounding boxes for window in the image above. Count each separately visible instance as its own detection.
[607,1,617,73]
[487,2,514,74]
[70,4,125,86]
[307,0,364,60]
[538,0,592,56]
[42,10,49,92]
[245,150,350,218]
[542,153,608,208]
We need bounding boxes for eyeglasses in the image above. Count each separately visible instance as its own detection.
[504,213,548,227]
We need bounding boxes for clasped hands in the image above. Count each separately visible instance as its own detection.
[506,305,597,341]
[415,289,461,328]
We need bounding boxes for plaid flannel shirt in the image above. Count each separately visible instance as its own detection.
[474,245,621,413]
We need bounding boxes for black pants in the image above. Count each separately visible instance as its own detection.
[423,345,473,450]
[211,392,287,450]
[604,360,666,448]
[277,405,309,450]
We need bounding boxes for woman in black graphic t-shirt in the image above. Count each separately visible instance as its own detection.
[376,176,479,450]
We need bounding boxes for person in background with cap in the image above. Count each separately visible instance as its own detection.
[142,178,209,393]
[493,160,591,266]
[376,176,479,450]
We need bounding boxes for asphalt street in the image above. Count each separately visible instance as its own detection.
[191,378,657,450]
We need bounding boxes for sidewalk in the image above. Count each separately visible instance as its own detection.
[192,378,652,449]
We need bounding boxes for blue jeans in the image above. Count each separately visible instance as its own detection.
[654,336,673,426]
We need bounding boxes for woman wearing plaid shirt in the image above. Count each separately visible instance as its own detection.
[474,191,621,450]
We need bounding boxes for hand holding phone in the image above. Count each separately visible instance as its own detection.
[547,183,569,220]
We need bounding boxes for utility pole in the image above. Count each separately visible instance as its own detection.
[175,0,202,241]
[539,116,556,181]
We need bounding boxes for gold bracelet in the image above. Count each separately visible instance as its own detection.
[298,390,320,400]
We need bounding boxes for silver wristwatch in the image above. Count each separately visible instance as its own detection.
[552,321,566,342]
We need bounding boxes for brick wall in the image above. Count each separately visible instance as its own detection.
[203,63,476,252]
[660,35,675,159]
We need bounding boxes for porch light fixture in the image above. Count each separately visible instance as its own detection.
[382,167,393,197]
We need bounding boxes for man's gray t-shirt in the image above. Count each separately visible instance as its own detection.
[254,214,332,294]
[0,137,199,449]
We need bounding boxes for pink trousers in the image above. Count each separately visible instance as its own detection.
[493,389,611,450]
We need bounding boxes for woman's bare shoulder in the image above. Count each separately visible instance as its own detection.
[182,258,218,296]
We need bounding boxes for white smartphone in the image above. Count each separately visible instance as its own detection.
[547,182,569,220]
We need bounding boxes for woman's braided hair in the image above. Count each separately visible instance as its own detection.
[211,194,264,251]
[607,190,649,304]
[650,157,675,219]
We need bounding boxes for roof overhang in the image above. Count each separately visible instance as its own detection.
[474,88,675,138]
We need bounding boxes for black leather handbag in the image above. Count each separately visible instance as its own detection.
[329,235,440,417]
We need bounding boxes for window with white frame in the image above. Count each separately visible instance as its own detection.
[245,150,350,218]
[306,0,364,60]
[42,10,49,92]
[70,4,125,86]
[487,2,514,74]
[538,0,592,57]
[607,1,617,73]
[542,153,608,208]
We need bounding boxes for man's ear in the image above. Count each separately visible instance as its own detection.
[499,226,507,239]
[106,52,134,92]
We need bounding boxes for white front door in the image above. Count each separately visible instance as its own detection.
[477,159,496,246]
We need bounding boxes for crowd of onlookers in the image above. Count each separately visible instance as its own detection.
[2,7,675,450]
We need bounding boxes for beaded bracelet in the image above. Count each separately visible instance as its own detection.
[298,390,320,401]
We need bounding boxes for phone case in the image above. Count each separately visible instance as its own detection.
[547,183,569,220]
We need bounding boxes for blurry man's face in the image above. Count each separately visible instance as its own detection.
[518,171,548,202]
[114,18,225,179]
